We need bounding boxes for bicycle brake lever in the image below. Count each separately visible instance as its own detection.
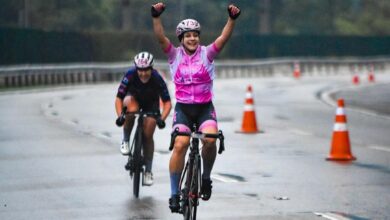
[218,130,225,154]
[169,128,179,151]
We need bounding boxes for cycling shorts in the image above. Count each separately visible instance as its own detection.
[125,91,160,113]
[172,102,218,132]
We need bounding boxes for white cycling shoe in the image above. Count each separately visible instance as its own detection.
[143,172,154,186]
[120,141,130,155]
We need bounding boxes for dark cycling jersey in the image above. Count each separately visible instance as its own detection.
[116,67,171,111]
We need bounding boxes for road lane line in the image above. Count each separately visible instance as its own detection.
[314,212,350,220]
[211,174,241,183]
[369,145,390,153]
[289,129,312,136]
[320,84,390,121]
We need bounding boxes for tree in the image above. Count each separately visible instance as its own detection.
[0,0,389,36]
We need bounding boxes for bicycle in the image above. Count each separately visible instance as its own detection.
[169,126,225,220]
[116,107,160,198]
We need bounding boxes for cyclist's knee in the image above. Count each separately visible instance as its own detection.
[203,139,217,151]
[173,138,190,155]
[205,135,217,144]
[123,96,139,111]
[124,114,135,127]
[143,122,156,137]
[200,123,218,146]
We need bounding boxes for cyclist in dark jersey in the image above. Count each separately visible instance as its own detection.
[115,51,172,186]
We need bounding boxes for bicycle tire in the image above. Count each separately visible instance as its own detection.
[183,155,201,220]
[181,160,192,219]
[133,129,143,198]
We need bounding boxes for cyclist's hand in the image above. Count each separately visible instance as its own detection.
[151,2,165,17]
[116,115,125,127]
[228,4,241,20]
[156,117,166,129]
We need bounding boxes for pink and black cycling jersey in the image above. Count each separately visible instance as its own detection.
[165,42,220,104]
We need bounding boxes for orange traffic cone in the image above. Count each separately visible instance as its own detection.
[352,75,360,85]
[293,62,301,79]
[368,65,375,83]
[237,85,261,133]
[326,99,356,161]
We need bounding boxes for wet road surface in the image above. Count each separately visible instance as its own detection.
[1,74,390,219]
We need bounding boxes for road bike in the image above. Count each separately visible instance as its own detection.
[169,126,225,220]
[117,107,160,198]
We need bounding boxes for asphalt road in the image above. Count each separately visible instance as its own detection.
[331,83,390,117]
[0,74,389,220]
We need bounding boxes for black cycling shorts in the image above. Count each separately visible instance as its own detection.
[125,91,160,113]
[172,102,218,132]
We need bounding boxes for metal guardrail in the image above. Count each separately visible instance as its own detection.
[0,58,389,88]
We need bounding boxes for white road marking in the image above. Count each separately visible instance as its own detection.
[290,129,312,136]
[314,212,350,220]
[211,174,240,183]
[369,145,390,153]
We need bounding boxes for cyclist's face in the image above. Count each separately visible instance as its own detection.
[137,68,152,83]
[182,31,199,54]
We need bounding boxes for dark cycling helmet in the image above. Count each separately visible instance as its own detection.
[176,19,201,41]
[134,51,154,69]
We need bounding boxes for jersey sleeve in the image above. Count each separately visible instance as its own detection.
[164,42,178,64]
[116,71,130,100]
[206,42,221,62]
[154,71,171,102]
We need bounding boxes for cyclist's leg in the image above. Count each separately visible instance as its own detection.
[170,125,191,194]
[123,95,138,142]
[142,116,157,173]
[120,95,138,155]
[198,102,218,179]
[199,122,217,201]
[169,104,192,211]
[169,129,190,212]
[199,121,218,179]
[198,103,218,200]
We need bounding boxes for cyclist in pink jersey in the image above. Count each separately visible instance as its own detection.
[151,2,240,212]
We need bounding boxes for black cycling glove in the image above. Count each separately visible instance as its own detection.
[116,106,127,127]
[228,5,241,20]
[151,4,165,17]
[156,117,166,129]
[116,115,125,127]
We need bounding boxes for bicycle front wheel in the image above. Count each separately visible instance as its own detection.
[183,155,201,220]
[132,130,143,198]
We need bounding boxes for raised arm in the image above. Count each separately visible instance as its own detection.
[151,3,171,52]
[214,4,241,51]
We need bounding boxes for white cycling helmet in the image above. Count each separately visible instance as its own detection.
[176,18,201,41]
[134,51,154,69]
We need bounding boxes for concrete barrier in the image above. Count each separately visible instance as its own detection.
[0,58,389,88]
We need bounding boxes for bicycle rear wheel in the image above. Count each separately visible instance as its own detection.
[132,130,143,198]
[183,155,201,220]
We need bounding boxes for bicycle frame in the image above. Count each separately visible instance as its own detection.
[169,127,225,220]
[125,110,160,198]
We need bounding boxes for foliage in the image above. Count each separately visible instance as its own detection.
[0,0,389,35]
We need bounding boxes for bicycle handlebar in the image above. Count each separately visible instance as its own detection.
[169,128,225,154]
[115,107,160,127]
